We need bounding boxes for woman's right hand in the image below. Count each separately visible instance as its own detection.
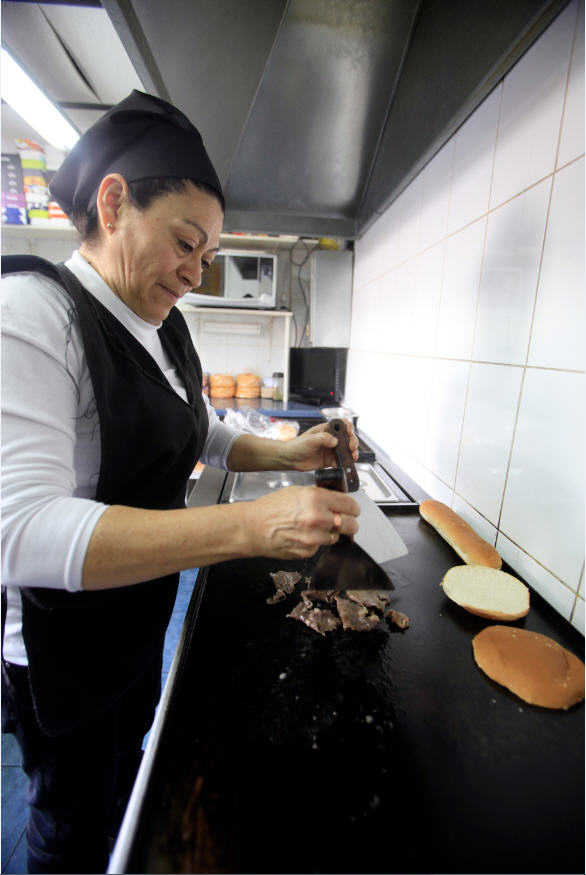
[241,485,360,560]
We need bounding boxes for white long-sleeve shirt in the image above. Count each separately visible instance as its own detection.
[1,250,240,664]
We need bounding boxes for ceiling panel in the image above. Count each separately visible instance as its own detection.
[1,0,575,237]
[1,1,97,107]
[40,3,143,106]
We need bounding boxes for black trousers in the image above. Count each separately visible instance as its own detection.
[1,653,162,874]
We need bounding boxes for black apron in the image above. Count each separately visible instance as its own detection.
[1,255,209,736]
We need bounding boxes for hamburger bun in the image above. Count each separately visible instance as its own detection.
[235,373,260,399]
[420,500,502,568]
[210,373,235,388]
[210,374,235,398]
[441,565,530,620]
[236,373,260,386]
[472,625,585,709]
[210,386,235,398]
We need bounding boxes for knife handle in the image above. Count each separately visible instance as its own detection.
[327,419,360,493]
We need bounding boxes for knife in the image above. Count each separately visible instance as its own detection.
[310,419,408,590]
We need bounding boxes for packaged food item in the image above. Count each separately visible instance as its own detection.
[260,380,274,399]
[223,407,299,441]
[16,139,50,226]
[1,153,27,225]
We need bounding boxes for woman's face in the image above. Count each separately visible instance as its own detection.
[111,182,224,325]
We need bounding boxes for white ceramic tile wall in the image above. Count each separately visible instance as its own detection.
[528,156,585,371]
[447,88,500,234]
[436,219,484,359]
[348,0,585,632]
[473,180,550,366]
[490,0,576,208]
[558,0,585,167]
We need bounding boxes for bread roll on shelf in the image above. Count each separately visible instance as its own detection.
[419,499,501,568]
[210,374,235,398]
[236,373,260,387]
[235,373,260,399]
[210,374,235,388]
[441,565,530,620]
[210,386,235,398]
[473,625,585,709]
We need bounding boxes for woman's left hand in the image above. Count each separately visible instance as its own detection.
[281,420,359,472]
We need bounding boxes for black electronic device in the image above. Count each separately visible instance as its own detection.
[289,346,347,406]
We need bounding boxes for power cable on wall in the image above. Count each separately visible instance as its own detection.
[289,238,319,347]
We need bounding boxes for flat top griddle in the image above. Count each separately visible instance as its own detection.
[118,510,584,874]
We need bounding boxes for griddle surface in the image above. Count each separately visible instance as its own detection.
[127,511,584,874]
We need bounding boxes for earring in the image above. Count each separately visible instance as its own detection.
[107,222,113,230]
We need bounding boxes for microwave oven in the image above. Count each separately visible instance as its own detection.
[182,249,277,308]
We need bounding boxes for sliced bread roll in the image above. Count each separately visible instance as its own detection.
[419,499,501,568]
[441,565,530,620]
[473,625,585,709]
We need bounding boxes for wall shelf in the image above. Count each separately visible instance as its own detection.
[1,223,77,240]
[178,306,293,403]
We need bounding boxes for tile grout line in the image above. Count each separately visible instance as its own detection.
[354,152,585,296]
[348,347,585,375]
[3,825,27,874]
[381,433,583,602]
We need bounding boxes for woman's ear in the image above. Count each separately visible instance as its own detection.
[95,173,129,234]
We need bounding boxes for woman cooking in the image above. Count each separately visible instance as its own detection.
[1,90,360,874]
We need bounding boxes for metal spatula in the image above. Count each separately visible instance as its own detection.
[310,420,408,590]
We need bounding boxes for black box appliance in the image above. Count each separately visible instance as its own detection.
[289,346,347,406]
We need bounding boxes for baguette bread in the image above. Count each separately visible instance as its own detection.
[472,625,585,709]
[419,499,501,568]
[441,565,530,620]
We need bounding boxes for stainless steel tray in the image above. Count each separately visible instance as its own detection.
[226,462,403,504]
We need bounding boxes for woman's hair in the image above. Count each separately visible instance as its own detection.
[73,177,225,243]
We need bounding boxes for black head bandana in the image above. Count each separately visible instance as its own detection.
[50,90,223,216]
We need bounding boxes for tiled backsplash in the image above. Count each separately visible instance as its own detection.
[346,0,585,633]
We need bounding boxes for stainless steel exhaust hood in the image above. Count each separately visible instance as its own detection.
[2,0,571,238]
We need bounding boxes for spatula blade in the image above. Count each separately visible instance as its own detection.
[310,536,394,591]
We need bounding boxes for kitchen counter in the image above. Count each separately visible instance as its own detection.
[208,396,325,419]
[110,464,584,875]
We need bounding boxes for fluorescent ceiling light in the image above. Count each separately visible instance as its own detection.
[1,48,79,151]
